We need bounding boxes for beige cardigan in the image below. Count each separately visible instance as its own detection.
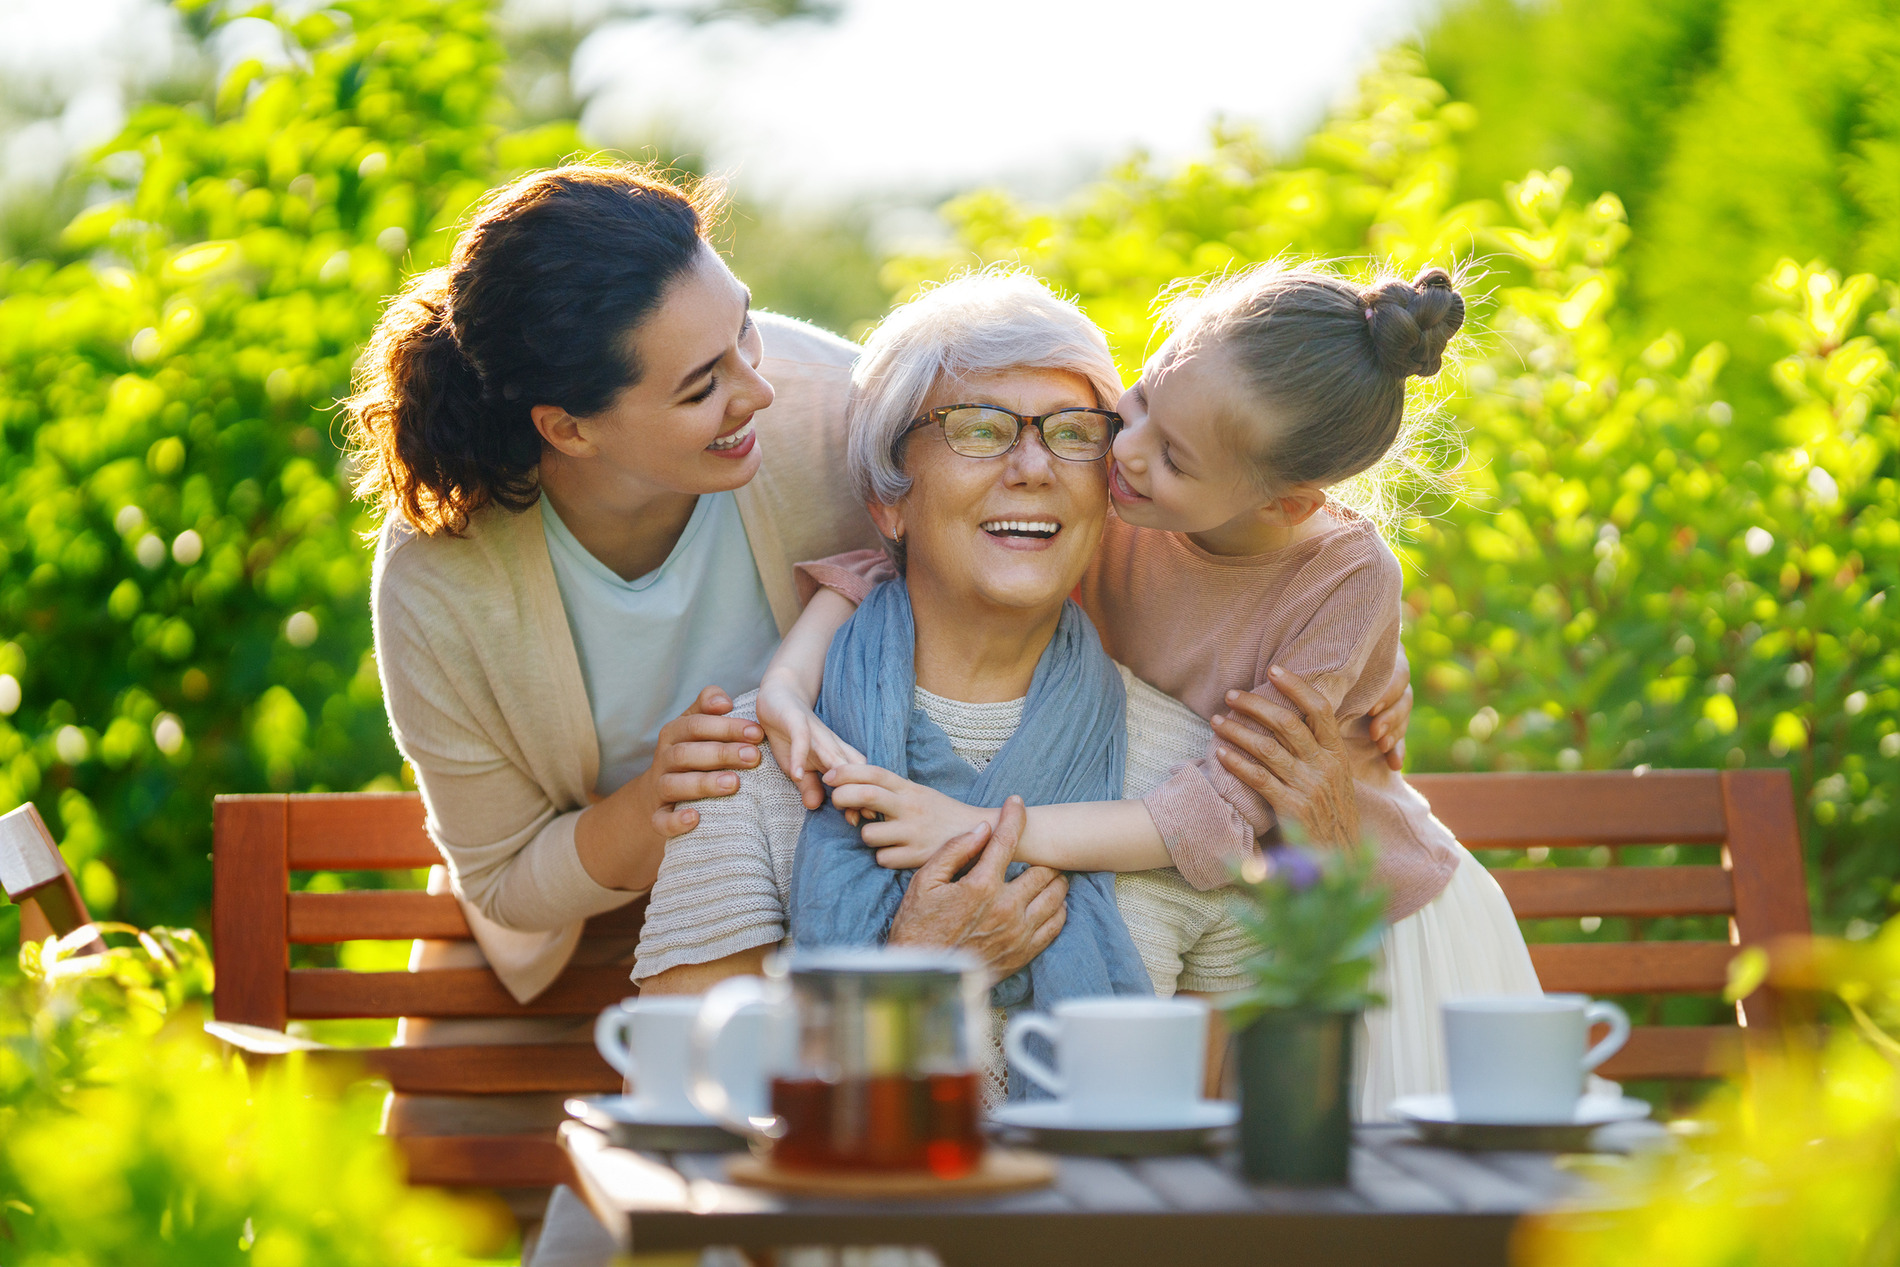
[371,313,879,1002]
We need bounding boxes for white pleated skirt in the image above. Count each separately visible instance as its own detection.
[1356,845,1542,1121]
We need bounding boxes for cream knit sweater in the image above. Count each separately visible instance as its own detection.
[371,313,883,1002]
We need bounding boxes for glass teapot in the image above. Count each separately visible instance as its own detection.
[691,947,989,1176]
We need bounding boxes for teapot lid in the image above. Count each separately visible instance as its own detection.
[783,946,981,978]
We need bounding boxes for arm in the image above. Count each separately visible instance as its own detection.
[822,766,1172,873]
[1145,556,1401,886]
[755,588,864,809]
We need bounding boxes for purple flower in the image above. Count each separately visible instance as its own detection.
[1265,845,1323,892]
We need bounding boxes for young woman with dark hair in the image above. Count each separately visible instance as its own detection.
[347,164,1068,1010]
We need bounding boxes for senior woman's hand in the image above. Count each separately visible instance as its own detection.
[1211,665,1361,850]
[888,797,1069,983]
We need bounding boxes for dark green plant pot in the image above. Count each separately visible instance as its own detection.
[1235,1008,1357,1185]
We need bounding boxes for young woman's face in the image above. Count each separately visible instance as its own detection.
[570,245,775,494]
[1107,341,1271,534]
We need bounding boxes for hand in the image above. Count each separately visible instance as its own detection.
[1211,666,1361,849]
[823,764,994,869]
[1367,656,1413,771]
[888,798,1069,983]
[755,674,865,811]
[640,685,765,839]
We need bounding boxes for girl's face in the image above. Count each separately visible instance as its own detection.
[548,245,776,495]
[1107,342,1271,534]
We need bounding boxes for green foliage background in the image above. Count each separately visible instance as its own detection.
[0,0,1895,948]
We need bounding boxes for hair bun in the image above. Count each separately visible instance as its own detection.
[1364,266,1466,379]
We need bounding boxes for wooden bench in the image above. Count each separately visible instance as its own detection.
[207,768,1807,1191]
[210,793,640,1193]
[1410,768,1808,1080]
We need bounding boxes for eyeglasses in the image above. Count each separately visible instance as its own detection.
[902,404,1122,463]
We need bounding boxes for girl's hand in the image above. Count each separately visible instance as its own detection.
[755,675,865,811]
[1366,657,1413,771]
[1211,666,1361,849]
[822,764,996,870]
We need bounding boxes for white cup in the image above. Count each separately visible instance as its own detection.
[1443,994,1631,1124]
[595,995,771,1123]
[1003,997,1207,1126]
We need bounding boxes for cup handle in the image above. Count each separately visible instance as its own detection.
[690,976,777,1140]
[593,1005,635,1083]
[1003,1013,1065,1098]
[1581,1000,1630,1072]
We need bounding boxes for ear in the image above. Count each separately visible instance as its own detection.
[1263,483,1327,528]
[865,499,906,545]
[531,403,594,459]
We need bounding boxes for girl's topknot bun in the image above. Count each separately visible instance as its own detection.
[1363,266,1465,379]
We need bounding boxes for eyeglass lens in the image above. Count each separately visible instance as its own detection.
[937,407,1113,460]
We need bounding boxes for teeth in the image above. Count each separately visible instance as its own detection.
[707,421,753,451]
[980,520,1060,535]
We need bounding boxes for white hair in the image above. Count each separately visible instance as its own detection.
[846,268,1124,511]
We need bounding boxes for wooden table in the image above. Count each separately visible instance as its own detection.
[560,1121,1592,1267]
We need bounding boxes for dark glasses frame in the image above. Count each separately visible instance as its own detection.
[901,404,1123,462]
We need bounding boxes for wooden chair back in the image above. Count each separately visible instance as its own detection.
[1410,768,1808,1081]
[2,802,99,947]
[211,793,640,1191]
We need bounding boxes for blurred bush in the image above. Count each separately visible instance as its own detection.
[899,51,1900,931]
[0,924,506,1264]
[1519,921,1900,1265]
[0,0,581,935]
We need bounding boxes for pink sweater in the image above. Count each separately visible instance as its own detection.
[797,505,1460,922]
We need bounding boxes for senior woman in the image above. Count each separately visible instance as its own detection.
[635,272,1360,1100]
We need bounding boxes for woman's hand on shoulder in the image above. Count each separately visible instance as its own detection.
[755,674,865,811]
[642,685,767,839]
[1211,666,1361,850]
[822,764,995,870]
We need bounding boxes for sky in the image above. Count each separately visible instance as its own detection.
[0,0,1435,209]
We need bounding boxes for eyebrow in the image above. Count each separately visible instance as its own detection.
[672,295,753,397]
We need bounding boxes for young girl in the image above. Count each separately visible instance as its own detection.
[761,263,1540,1116]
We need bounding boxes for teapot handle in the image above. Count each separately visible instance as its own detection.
[690,975,782,1141]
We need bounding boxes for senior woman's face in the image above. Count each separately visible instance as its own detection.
[878,367,1109,616]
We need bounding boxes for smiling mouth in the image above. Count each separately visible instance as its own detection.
[981,519,1061,540]
[1110,463,1149,503]
[706,419,754,452]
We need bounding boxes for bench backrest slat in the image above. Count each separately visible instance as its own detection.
[1408,770,1729,846]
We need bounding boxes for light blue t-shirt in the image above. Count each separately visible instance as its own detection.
[541,491,781,796]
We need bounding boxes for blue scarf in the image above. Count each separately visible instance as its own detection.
[787,579,1154,1100]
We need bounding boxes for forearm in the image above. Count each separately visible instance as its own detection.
[1015,799,1172,872]
[761,587,858,704]
[573,775,666,892]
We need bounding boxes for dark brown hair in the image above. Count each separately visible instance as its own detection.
[344,162,720,535]
[1165,262,1467,501]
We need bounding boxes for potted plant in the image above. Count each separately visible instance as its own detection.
[1223,842,1388,1185]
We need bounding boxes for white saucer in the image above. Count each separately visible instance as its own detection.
[991,1099,1240,1132]
[1390,1093,1651,1128]
[579,1093,716,1128]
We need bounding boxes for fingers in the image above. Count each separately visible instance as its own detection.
[1016,869,1068,926]
[785,726,811,784]
[662,712,764,748]
[662,739,762,774]
[821,763,904,792]
[1216,741,1291,803]
[652,803,700,838]
[1384,738,1406,772]
[1265,665,1344,747]
[870,843,934,870]
[970,797,1025,887]
[1370,684,1414,748]
[1212,712,1298,781]
[655,769,745,803]
[796,768,827,812]
[807,724,867,773]
[1021,896,1067,961]
[686,684,735,717]
[1222,687,1321,760]
[1372,659,1408,714]
[915,819,993,884]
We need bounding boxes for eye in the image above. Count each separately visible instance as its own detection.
[686,374,718,405]
[1161,444,1182,475]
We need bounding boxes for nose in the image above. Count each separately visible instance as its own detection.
[1003,422,1059,487]
[734,357,774,416]
[1111,423,1143,469]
